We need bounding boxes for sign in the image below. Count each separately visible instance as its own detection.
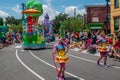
[92,17,99,22]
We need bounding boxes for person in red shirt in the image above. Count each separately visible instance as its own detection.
[113,35,120,58]
[107,39,114,57]
[106,37,113,44]
[106,35,113,57]
[75,32,79,38]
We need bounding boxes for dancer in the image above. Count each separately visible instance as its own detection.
[52,36,69,80]
[96,32,108,67]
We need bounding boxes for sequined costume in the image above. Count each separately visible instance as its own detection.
[97,38,107,52]
[54,43,69,63]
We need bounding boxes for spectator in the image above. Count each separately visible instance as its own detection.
[113,35,120,59]
[92,32,97,45]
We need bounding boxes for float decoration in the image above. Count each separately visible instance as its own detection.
[42,13,55,42]
[22,9,41,14]
[21,0,46,49]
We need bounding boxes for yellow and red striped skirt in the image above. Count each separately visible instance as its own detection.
[55,49,69,63]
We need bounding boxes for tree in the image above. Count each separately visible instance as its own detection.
[5,16,22,32]
[10,24,23,32]
[5,16,21,25]
[53,13,83,34]
[68,15,83,32]
[53,13,68,33]
[0,17,3,25]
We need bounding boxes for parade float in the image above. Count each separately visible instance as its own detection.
[21,0,46,49]
[42,13,55,42]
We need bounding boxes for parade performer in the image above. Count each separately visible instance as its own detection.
[96,32,108,66]
[42,13,54,42]
[52,37,69,80]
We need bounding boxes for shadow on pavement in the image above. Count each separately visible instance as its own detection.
[65,77,81,80]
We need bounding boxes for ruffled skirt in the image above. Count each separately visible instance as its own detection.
[55,55,69,63]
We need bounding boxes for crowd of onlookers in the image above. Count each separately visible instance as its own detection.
[62,30,120,61]
[0,31,22,49]
[1,29,120,61]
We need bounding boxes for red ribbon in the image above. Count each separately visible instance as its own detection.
[52,53,63,80]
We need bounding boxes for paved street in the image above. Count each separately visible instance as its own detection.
[1,0,120,80]
[0,43,120,80]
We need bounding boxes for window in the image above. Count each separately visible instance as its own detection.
[114,17,119,30]
[106,14,110,23]
[92,17,99,22]
[114,0,119,8]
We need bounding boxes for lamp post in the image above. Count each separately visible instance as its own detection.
[105,0,110,34]
[22,3,25,20]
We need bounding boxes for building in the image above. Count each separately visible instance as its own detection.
[110,0,120,33]
[85,5,110,32]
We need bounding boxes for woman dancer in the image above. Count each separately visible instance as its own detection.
[96,32,108,66]
[52,37,69,80]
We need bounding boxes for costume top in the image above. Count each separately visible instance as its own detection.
[54,42,69,63]
[97,37,107,52]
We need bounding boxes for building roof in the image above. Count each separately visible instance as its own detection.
[85,5,106,8]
